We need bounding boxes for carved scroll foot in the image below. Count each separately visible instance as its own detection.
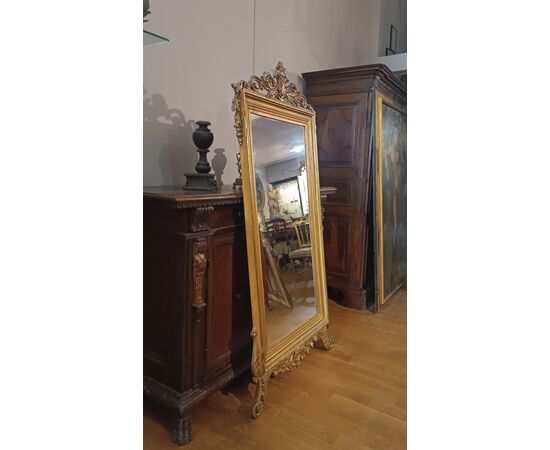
[315,327,334,350]
[171,413,193,446]
[251,375,268,419]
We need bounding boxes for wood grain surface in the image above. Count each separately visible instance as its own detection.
[144,288,406,450]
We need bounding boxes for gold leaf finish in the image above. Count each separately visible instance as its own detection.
[192,240,208,306]
[314,328,335,350]
[232,61,332,419]
[231,61,314,145]
[249,326,332,418]
[271,338,315,377]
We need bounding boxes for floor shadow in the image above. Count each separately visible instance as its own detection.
[211,148,227,189]
[144,88,196,186]
[143,397,173,435]
[219,371,256,420]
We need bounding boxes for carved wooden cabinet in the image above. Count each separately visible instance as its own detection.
[143,187,252,445]
[303,64,406,310]
[144,186,334,445]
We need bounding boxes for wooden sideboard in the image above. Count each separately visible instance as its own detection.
[144,187,252,445]
[144,186,335,445]
[303,64,406,310]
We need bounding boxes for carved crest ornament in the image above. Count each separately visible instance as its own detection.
[231,61,314,145]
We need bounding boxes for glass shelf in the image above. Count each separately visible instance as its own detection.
[144,30,169,47]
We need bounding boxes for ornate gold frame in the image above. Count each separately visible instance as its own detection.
[374,91,407,311]
[232,62,333,418]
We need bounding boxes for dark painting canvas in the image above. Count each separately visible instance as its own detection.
[380,103,407,300]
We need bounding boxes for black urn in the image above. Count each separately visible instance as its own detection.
[183,120,217,191]
[193,121,214,174]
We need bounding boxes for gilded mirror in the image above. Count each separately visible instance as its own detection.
[232,62,333,417]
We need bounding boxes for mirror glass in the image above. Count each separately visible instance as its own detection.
[250,114,317,346]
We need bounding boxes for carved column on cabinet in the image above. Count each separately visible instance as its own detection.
[191,239,208,388]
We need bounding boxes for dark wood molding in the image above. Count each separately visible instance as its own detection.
[144,186,244,209]
[303,63,406,98]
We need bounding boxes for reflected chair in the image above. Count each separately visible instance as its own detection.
[289,219,312,273]
[294,219,311,248]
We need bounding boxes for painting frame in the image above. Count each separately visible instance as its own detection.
[374,91,407,311]
[271,176,305,218]
[385,24,398,56]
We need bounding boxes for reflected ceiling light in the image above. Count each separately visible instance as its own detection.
[290,144,304,153]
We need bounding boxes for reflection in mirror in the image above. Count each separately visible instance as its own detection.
[250,114,316,345]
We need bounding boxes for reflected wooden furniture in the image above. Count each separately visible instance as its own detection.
[303,64,406,310]
[143,187,252,445]
[288,247,311,274]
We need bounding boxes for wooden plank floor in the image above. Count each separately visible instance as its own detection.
[144,288,406,449]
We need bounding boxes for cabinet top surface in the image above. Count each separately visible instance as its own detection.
[144,186,242,203]
[302,63,392,79]
[144,186,336,205]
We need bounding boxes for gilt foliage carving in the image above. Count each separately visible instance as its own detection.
[231,61,314,144]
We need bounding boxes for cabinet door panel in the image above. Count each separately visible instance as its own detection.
[207,232,234,376]
[323,214,351,276]
[144,230,186,390]
[309,93,369,305]
[316,106,356,164]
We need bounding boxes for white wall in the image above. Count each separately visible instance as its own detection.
[265,157,304,183]
[144,0,253,187]
[365,53,407,72]
[144,0,382,187]
[254,0,380,92]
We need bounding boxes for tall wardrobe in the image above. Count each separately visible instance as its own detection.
[303,64,406,310]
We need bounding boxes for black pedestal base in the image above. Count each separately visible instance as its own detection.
[183,173,217,191]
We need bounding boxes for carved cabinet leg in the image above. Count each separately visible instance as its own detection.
[171,413,193,446]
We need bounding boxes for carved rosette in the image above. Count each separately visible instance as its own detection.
[191,205,214,232]
[231,61,314,145]
[191,240,208,387]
